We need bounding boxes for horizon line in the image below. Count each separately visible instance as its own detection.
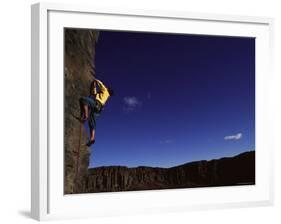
[89,150,255,170]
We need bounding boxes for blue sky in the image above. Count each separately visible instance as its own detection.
[87,30,255,168]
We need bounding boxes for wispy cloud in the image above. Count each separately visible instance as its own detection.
[224,133,243,141]
[160,139,173,144]
[123,96,142,112]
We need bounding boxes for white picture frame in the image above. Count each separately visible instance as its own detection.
[31,2,274,221]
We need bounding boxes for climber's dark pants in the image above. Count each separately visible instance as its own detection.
[79,95,100,130]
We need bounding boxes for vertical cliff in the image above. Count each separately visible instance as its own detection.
[64,29,99,194]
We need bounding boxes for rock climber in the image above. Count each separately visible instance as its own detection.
[79,78,114,146]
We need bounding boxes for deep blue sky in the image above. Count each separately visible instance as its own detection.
[88,30,255,168]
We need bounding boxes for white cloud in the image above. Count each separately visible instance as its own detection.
[160,139,173,144]
[224,133,243,141]
[123,96,142,112]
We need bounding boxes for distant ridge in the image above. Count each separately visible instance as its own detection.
[93,151,254,170]
[82,151,255,193]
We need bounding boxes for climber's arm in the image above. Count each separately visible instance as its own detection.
[95,79,107,92]
[90,80,97,95]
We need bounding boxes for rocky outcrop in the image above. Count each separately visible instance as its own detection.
[86,151,255,193]
[64,29,99,194]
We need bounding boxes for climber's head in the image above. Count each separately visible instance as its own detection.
[107,87,114,96]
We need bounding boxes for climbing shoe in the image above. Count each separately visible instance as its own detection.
[81,114,88,122]
[86,139,95,147]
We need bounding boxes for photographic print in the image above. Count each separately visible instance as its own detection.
[64,28,255,194]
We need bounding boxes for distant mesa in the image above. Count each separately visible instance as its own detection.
[80,151,255,193]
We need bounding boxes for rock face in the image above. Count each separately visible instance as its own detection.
[86,151,255,193]
[64,29,99,194]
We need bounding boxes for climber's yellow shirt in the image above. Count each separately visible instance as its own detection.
[91,79,110,106]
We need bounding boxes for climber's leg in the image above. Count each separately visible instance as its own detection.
[90,128,95,141]
[86,126,96,147]
[86,109,97,146]
[79,96,94,121]
[80,96,97,146]
[82,104,89,120]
